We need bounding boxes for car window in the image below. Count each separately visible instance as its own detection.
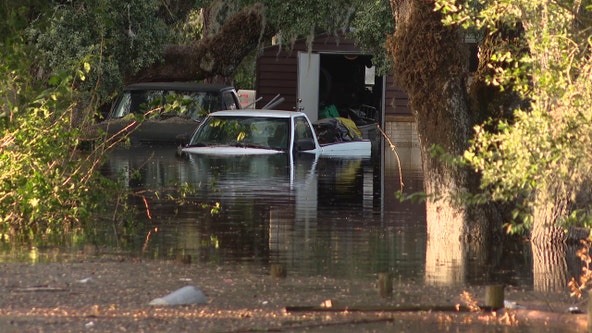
[110,86,237,120]
[163,91,205,119]
[190,116,289,150]
[222,91,239,110]
[293,116,315,151]
[111,93,132,118]
[186,92,222,117]
[200,93,221,113]
[111,90,164,118]
[294,116,314,140]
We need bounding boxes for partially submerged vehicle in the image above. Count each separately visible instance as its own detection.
[180,110,371,157]
[92,82,241,144]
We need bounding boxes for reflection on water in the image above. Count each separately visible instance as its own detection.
[98,143,536,286]
[0,137,534,288]
[100,145,428,280]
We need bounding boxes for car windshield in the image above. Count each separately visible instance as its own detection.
[188,116,290,150]
[110,90,224,120]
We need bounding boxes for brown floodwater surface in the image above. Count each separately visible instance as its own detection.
[1,143,581,333]
[97,144,532,286]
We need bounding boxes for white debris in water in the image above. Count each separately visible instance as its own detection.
[503,300,526,309]
[149,286,207,306]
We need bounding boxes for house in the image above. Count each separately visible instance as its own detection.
[255,33,416,146]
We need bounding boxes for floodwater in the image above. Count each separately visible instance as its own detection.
[100,142,533,286]
[101,144,429,281]
[3,137,581,332]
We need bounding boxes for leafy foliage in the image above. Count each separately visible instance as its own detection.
[441,0,592,228]
[26,0,395,103]
[29,0,171,106]
[568,239,592,298]
[263,0,358,43]
[0,44,115,244]
[349,0,395,75]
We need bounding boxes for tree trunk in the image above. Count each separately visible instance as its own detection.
[531,185,585,292]
[531,223,569,292]
[388,0,500,284]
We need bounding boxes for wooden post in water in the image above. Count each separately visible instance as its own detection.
[485,284,504,310]
[175,254,192,265]
[271,264,287,278]
[378,272,392,298]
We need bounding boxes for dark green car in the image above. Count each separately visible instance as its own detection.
[95,82,241,144]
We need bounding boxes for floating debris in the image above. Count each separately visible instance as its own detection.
[149,286,207,306]
[13,286,68,292]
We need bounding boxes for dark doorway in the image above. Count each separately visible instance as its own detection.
[319,54,382,124]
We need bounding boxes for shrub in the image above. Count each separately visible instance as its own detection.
[0,43,114,245]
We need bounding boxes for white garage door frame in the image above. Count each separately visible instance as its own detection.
[297,51,320,122]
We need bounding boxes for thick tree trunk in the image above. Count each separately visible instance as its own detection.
[388,1,590,290]
[531,223,569,292]
[422,78,471,285]
[389,0,500,284]
[128,4,274,84]
[531,186,587,292]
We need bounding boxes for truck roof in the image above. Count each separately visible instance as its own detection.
[209,110,307,118]
[123,82,235,92]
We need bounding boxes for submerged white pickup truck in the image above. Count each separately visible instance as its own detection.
[180,109,371,157]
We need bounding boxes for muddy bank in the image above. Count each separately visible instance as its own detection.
[0,255,586,332]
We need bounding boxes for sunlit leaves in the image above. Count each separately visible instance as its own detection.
[0,47,115,244]
[204,118,249,143]
[77,62,91,81]
[450,0,592,229]
[568,239,592,298]
[235,131,246,142]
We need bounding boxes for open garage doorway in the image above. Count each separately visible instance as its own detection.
[318,53,383,127]
[297,52,383,128]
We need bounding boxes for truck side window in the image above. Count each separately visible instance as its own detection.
[294,116,315,151]
[294,116,313,139]
[222,91,238,110]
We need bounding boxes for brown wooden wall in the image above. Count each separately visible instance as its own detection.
[256,34,412,119]
[256,50,298,110]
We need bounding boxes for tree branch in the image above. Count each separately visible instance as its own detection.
[128,3,275,83]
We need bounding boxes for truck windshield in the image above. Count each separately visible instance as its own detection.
[189,116,290,150]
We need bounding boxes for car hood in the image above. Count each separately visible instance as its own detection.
[181,145,285,155]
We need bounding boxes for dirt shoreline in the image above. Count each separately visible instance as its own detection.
[0,255,587,332]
